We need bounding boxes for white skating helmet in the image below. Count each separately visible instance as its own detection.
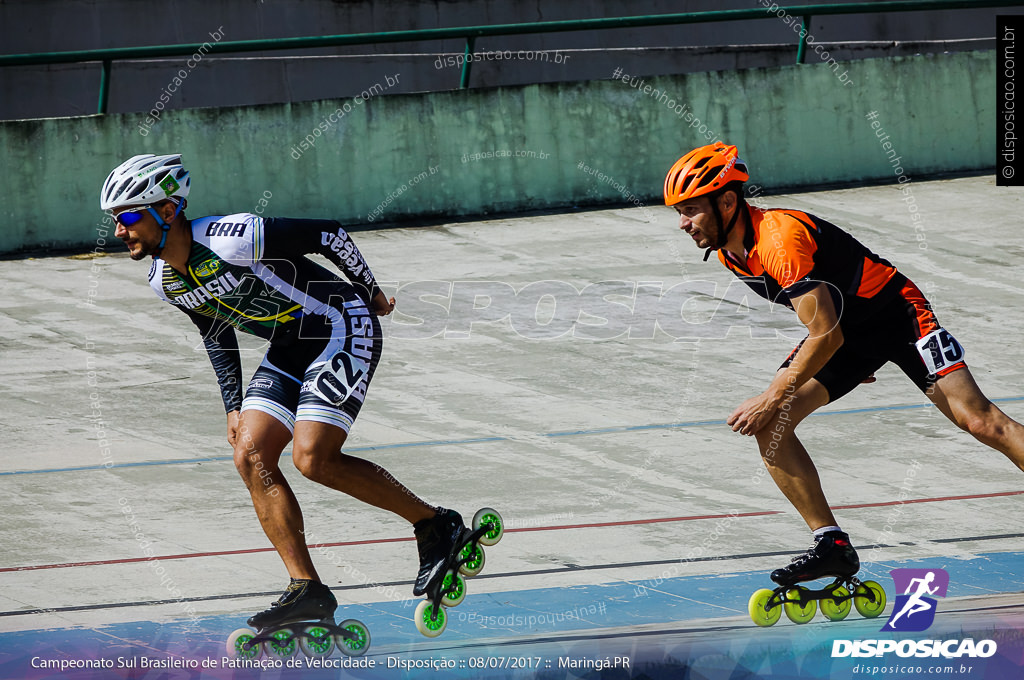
[100,154,190,211]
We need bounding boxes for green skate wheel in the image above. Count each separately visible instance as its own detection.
[263,627,298,659]
[783,587,817,624]
[458,543,486,577]
[473,508,503,546]
[333,618,370,655]
[820,586,852,621]
[414,599,447,638]
[748,589,782,627]
[336,619,370,657]
[854,580,887,618]
[226,628,263,659]
[440,570,467,607]
[298,624,334,659]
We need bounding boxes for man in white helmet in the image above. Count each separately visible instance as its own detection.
[101,154,484,636]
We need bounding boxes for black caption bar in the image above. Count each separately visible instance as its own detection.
[998,15,1023,186]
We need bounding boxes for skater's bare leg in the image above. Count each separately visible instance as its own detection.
[291,420,436,525]
[926,368,1024,469]
[753,377,837,531]
[233,409,320,581]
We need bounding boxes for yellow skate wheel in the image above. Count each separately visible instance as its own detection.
[473,508,503,546]
[263,627,298,659]
[748,589,782,627]
[820,586,852,621]
[783,587,817,624]
[298,624,334,659]
[440,570,467,607]
[414,599,447,638]
[336,619,370,657]
[226,628,262,659]
[854,580,887,618]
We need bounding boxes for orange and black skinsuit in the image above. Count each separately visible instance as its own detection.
[718,205,965,402]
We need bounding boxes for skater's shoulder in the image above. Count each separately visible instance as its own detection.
[146,257,173,301]
[190,213,263,265]
[751,207,822,239]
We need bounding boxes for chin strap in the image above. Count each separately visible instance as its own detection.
[703,194,744,261]
[147,201,184,258]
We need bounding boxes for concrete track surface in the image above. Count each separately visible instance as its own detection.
[1,175,1023,679]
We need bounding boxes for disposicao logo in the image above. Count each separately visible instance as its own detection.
[831,567,997,660]
[883,568,949,632]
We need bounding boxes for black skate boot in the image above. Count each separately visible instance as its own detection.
[228,580,371,659]
[247,578,337,629]
[412,508,467,597]
[409,506,504,637]
[770,531,860,587]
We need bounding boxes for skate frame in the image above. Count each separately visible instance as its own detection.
[238,617,362,655]
[423,520,496,622]
[763,576,878,611]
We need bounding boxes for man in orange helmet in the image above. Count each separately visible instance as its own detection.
[664,142,1024,587]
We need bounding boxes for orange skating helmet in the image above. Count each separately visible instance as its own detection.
[664,142,749,206]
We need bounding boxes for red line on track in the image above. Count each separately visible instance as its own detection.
[506,510,782,532]
[832,489,1024,509]
[5,491,1020,573]
[0,511,779,573]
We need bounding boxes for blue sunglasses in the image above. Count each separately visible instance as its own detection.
[115,206,151,227]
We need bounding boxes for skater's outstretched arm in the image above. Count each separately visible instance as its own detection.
[728,283,843,436]
[259,217,396,317]
[180,309,243,444]
[261,218,382,305]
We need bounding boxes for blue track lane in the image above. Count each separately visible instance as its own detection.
[2,550,1023,679]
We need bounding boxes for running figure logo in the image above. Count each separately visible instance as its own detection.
[882,568,949,632]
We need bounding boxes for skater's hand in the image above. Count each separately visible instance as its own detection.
[371,290,396,316]
[227,410,240,447]
[727,393,779,436]
[861,373,876,384]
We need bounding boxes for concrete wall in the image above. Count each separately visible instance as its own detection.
[2,40,992,121]
[3,0,996,53]
[0,0,1004,120]
[0,51,994,254]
